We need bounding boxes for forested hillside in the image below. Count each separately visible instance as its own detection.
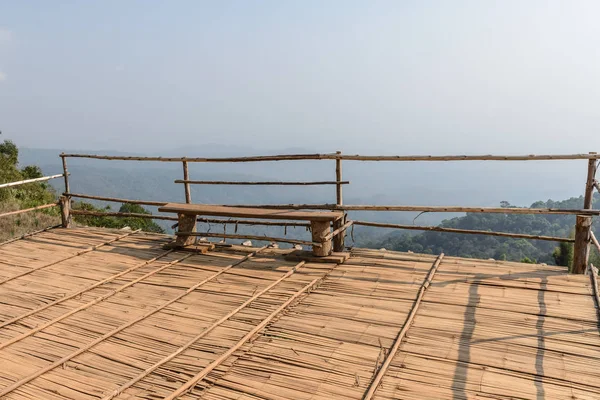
[366,198,600,266]
[0,141,163,240]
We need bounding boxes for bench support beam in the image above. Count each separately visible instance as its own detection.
[311,220,332,256]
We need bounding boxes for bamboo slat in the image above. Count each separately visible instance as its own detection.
[0,246,269,397]
[0,228,598,400]
[163,275,324,400]
[0,249,174,329]
[0,229,139,285]
[0,252,193,350]
[101,260,306,400]
[363,253,445,399]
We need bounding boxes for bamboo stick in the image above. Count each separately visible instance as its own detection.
[0,229,139,285]
[0,174,64,189]
[68,193,168,206]
[324,220,353,242]
[0,202,59,218]
[594,179,600,193]
[101,260,306,400]
[163,275,324,400]
[590,264,600,319]
[176,231,321,247]
[363,253,445,400]
[353,220,575,242]
[0,251,193,351]
[0,247,269,398]
[0,224,61,247]
[0,249,174,329]
[174,179,350,185]
[71,209,178,221]
[60,152,600,162]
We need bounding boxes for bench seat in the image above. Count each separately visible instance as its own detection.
[158,203,343,221]
[158,203,344,256]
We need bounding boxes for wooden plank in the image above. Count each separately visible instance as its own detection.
[159,203,343,221]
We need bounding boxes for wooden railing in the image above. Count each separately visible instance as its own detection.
[59,151,600,273]
[0,174,65,219]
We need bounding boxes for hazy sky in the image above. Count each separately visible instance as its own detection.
[1,1,600,154]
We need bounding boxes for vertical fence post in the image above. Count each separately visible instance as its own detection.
[573,153,597,273]
[333,151,345,252]
[59,154,71,228]
[182,160,191,203]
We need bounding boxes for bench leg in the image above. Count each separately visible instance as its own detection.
[333,214,346,252]
[175,213,197,247]
[311,220,332,257]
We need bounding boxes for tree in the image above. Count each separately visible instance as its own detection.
[72,201,164,233]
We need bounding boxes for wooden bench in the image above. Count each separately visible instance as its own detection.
[158,203,344,256]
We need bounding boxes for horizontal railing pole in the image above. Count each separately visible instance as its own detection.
[337,154,600,161]
[60,153,337,162]
[176,232,321,247]
[61,153,600,163]
[70,210,178,221]
[0,202,59,218]
[0,174,64,189]
[221,203,600,216]
[174,180,350,186]
[591,231,600,253]
[353,220,575,242]
[69,211,310,228]
[67,193,168,207]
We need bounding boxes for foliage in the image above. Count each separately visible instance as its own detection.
[367,195,600,266]
[72,201,164,233]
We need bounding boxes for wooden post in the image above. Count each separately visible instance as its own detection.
[59,196,71,228]
[60,154,70,194]
[60,154,71,228]
[333,151,346,252]
[182,160,191,203]
[573,215,592,274]
[573,154,597,273]
[311,220,332,256]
